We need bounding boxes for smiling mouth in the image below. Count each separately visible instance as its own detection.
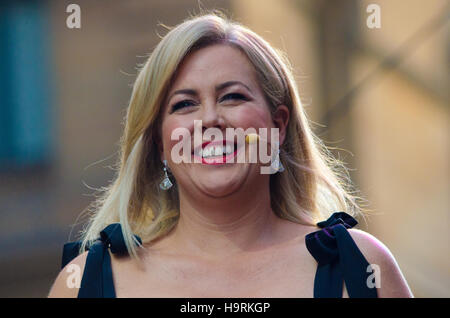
[192,140,239,165]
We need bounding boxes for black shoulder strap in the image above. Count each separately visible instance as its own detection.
[60,223,142,298]
[305,212,378,298]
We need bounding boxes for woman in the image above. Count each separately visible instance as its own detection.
[49,12,413,298]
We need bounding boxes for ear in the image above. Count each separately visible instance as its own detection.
[272,105,290,146]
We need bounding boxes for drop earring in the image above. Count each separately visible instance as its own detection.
[271,143,285,173]
[275,149,285,173]
[159,159,173,190]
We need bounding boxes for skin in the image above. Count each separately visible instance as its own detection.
[48,44,413,298]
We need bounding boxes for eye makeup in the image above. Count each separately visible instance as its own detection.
[219,93,249,103]
[169,92,250,113]
[170,100,198,113]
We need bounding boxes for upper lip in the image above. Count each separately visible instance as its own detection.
[192,140,236,155]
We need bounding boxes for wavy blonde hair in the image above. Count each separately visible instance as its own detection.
[79,11,368,258]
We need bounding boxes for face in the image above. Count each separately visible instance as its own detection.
[158,44,289,198]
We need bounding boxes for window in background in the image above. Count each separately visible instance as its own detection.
[0,0,54,171]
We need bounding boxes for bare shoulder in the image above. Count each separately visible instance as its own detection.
[47,251,88,298]
[347,229,414,297]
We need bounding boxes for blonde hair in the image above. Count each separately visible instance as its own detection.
[79,11,368,258]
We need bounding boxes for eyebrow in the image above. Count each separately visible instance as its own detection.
[168,81,253,103]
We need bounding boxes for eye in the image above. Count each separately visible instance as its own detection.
[171,100,196,112]
[220,93,248,102]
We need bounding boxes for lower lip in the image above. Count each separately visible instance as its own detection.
[192,147,239,165]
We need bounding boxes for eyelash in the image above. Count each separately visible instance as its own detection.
[171,93,248,112]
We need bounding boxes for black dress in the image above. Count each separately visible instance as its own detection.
[61,212,378,298]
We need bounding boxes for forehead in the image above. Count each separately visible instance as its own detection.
[169,44,259,91]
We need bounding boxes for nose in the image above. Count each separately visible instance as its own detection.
[200,102,226,132]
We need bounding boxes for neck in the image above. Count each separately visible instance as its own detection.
[167,177,282,260]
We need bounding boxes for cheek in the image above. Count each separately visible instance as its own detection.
[226,105,273,129]
[161,117,193,155]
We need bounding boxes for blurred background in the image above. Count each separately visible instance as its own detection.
[0,0,448,297]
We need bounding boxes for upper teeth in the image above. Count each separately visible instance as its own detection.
[201,145,233,158]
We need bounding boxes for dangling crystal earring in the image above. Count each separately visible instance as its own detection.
[271,143,285,173]
[159,159,173,190]
[271,149,285,173]
[276,149,285,172]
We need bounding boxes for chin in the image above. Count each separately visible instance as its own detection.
[198,178,243,198]
[183,163,251,198]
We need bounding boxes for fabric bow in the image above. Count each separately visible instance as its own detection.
[305,212,378,298]
[61,223,142,298]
